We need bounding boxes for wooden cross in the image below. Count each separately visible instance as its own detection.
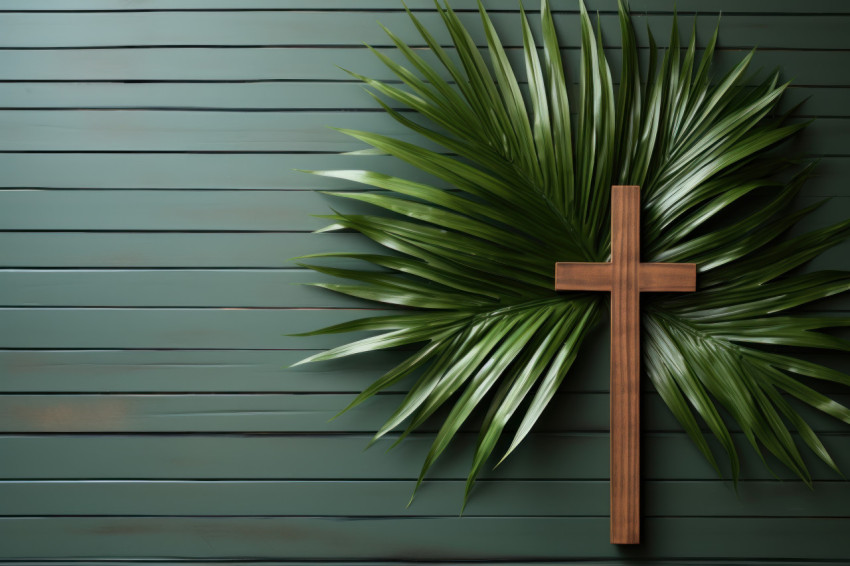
[555,185,697,545]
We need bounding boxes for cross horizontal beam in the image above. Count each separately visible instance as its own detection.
[555,262,696,292]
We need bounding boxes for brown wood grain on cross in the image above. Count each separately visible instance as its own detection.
[555,185,696,545]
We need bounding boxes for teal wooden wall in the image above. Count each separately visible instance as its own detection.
[1,0,850,563]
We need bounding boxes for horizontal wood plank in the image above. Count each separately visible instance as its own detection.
[0,230,845,269]
[1,12,848,49]
[0,349,444,393]
[2,48,847,85]
[0,83,845,117]
[1,392,614,433]
[0,516,848,560]
[0,111,844,153]
[0,392,847,433]
[2,479,848,518]
[0,303,848,349]
[2,154,847,197]
[0,189,374,231]
[0,109,436,153]
[0,152,444,190]
[0,307,397,349]
[1,344,846,393]
[0,432,848,481]
[0,346,613,393]
[0,232,383,268]
[3,0,849,12]
[4,268,847,311]
[0,153,445,191]
[4,192,842,232]
[0,269,377,308]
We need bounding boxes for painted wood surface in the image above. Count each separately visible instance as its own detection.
[2,154,848,196]
[0,111,845,153]
[0,83,845,115]
[1,433,848,480]
[1,192,844,232]
[2,346,848,393]
[0,229,844,269]
[0,269,379,308]
[3,49,849,84]
[2,12,849,49]
[2,0,850,563]
[2,392,849,433]
[3,0,850,12]
[0,517,848,560]
[3,479,849,517]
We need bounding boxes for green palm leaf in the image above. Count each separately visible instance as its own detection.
[294,0,850,508]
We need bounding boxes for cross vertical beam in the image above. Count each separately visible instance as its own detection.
[554,185,697,545]
[610,185,641,544]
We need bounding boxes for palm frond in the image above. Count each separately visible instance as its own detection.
[295,0,850,508]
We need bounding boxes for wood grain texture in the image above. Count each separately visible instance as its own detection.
[639,263,697,292]
[609,186,641,544]
[555,263,613,291]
